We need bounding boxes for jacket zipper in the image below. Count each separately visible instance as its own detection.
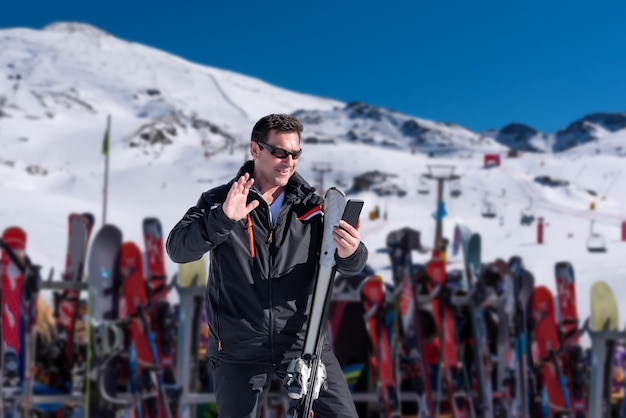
[247,215,255,258]
[216,250,223,351]
[268,210,276,364]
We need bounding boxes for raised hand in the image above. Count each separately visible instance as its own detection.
[222,173,259,221]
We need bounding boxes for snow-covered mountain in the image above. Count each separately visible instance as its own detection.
[0,22,342,166]
[293,102,505,156]
[481,112,626,154]
[483,123,552,153]
[0,22,508,163]
[3,21,624,163]
[553,112,626,152]
[2,22,626,340]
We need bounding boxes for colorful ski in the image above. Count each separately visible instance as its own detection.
[1,229,43,418]
[554,261,586,417]
[360,274,401,418]
[587,281,620,418]
[387,227,434,417]
[176,257,208,418]
[143,217,179,416]
[121,240,169,418]
[531,286,568,417]
[508,255,535,418]
[56,214,91,390]
[1,227,27,396]
[86,224,122,418]
[489,259,516,417]
[428,256,473,418]
[463,233,493,417]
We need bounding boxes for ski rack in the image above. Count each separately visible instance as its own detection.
[48,269,89,408]
[40,277,89,292]
[95,338,163,410]
[88,315,183,414]
[330,281,448,411]
[448,282,499,418]
[11,272,218,415]
[580,317,626,343]
[16,276,90,414]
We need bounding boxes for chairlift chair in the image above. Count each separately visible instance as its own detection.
[417,179,430,195]
[481,202,497,219]
[520,198,535,225]
[587,220,607,253]
[520,213,535,226]
[449,180,462,198]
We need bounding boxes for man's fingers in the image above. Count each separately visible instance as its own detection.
[229,175,254,196]
[235,175,254,194]
[224,174,256,221]
[247,200,260,212]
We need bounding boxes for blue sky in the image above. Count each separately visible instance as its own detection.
[2,1,626,133]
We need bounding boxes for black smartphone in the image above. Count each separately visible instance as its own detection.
[341,199,364,228]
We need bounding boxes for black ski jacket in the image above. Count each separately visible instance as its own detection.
[166,161,368,365]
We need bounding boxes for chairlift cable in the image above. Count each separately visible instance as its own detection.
[601,170,622,197]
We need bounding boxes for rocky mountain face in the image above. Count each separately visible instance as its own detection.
[486,123,548,153]
[552,112,626,152]
[293,102,504,156]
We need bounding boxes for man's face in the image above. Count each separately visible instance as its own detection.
[251,129,300,190]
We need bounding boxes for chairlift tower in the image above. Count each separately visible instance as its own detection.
[312,162,332,195]
[423,164,460,255]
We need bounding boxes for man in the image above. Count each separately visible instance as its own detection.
[166,113,367,417]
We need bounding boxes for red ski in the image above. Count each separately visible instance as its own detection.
[427,257,472,418]
[143,217,179,416]
[56,214,91,375]
[1,227,27,387]
[360,274,401,418]
[531,286,569,417]
[121,241,169,418]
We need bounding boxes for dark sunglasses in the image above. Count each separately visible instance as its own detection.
[256,141,302,159]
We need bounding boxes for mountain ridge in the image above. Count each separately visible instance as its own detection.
[1,22,625,160]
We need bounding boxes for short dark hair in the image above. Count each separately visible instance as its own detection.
[251,113,303,143]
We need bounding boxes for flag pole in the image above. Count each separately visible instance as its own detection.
[102,114,111,225]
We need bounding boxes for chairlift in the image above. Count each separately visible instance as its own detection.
[587,220,607,253]
[481,202,497,219]
[449,180,462,198]
[520,213,535,226]
[520,198,535,226]
[418,179,430,195]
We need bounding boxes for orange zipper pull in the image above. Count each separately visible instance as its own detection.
[247,216,255,258]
